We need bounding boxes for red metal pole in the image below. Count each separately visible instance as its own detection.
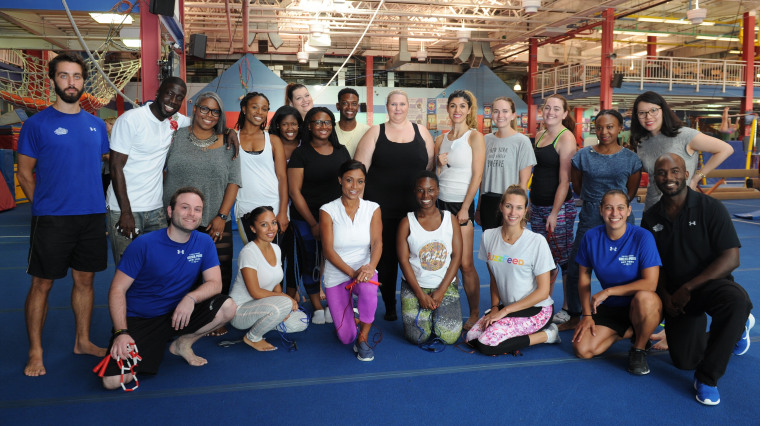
[139,6,161,106]
[527,37,538,137]
[600,8,614,110]
[742,12,755,137]
[366,56,374,126]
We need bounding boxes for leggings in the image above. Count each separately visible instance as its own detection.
[324,273,379,345]
[291,219,322,295]
[401,279,463,345]
[466,305,553,355]
[528,200,576,271]
[230,295,308,342]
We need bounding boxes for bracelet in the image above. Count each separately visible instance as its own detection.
[697,170,706,179]
[185,294,198,304]
[113,328,130,337]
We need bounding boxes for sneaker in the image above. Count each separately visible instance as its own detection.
[552,309,571,324]
[312,309,326,325]
[557,316,580,332]
[544,323,561,344]
[627,348,650,375]
[694,376,720,406]
[324,307,333,324]
[733,313,755,356]
[353,341,374,361]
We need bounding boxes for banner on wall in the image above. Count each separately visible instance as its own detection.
[426,98,437,130]
[482,103,492,132]
[408,97,426,126]
[436,98,450,132]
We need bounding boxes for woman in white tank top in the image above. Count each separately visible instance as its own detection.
[234,92,289,244]
[397,171,463,345]
[434,90,485,331]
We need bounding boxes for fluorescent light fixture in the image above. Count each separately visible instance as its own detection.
[122,39,141,48]
[706,104,723,108]
[696,35,739,42]
[637,17,663,23]
[730,50,742,54]
[90,13,133,25]
[664,19,691,25]
[699,21,715,26]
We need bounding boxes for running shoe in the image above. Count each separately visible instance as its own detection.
[627,348,650,375]
[353,341,374,361]
[694,376,720,406]
[733,313,755,356]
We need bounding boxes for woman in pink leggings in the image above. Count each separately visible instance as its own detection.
[320,160,383,361]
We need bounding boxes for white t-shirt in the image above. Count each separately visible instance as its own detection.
[404,210,454,289]
[478,227,555,307]
[438,129,474,202]
[107,103,191,212]
[335,121,370,158]
[229,242,284,307]
[320,198,379,288]
[235,131,281,219]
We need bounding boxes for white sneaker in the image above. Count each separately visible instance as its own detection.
[312,309,326,325]
[552,309,571,324]
[545,323,561,344]
[324,307,333,324]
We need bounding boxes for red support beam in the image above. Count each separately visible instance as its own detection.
[366,56,374,126]
[647,36,657,59]
[178,0,187,116]
[139,6,161,106]
[600,8,614,110]
[527,38,538,137]
[574,107,584,147]
[742,12,755,137]
[243,0,250,53]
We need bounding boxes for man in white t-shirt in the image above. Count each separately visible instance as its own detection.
[107,77,191,265]
[334,88,370,158]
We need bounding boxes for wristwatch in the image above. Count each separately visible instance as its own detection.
[217,212,228,220]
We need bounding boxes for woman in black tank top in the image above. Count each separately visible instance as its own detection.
[354,90,434,320]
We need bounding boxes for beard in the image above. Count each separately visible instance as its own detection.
[659,178,687,197]
[170,213,198,233]
[54,83,84,104]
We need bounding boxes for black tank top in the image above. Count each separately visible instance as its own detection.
[530,129,572,206]
[365,123,429,219]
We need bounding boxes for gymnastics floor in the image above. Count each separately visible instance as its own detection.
[1,200,758,425]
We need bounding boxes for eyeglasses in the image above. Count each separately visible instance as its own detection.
[196,105,222,117]
[310,120,333,127]
[637,107,661,118]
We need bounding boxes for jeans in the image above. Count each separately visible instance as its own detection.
[107,206,167,265]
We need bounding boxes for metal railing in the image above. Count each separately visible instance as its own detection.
[532,56,757,98]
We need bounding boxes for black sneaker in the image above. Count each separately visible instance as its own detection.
[627,348,650,375]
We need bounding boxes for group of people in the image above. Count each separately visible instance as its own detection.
[17,53,753,406]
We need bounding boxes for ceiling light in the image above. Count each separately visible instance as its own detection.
[696,35,739,42]
[456,30,471,43]
[417,42,427,62]
[687,1,707,25]
[90,13,133,25]
[663,19,691,25]
[730,50,742,54]
[637,17,663,23]
[122,39,141,48]
[310,22,326,37]
[522,0,541,14]
[513,81,522,91]
[297,51,309,64]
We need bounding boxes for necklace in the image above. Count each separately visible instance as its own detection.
[188,129,218,151]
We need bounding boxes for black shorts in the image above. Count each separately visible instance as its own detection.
[592,304,632,337]
[27,214,107,279]
[103,294,230,376]
[437,200,475,226]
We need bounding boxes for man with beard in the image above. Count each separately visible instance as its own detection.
[100,187,235,389]
[641,153,754,406]
[17,53,109,376]
[334,88,369,157]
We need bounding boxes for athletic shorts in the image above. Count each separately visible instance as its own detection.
[592,304,632,337]
[437,200,475,226]
[27,214,107,279]
[102,294,230,376]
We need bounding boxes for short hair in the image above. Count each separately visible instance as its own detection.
[237,92,270,131]
[194,91,226,134]
[600,189,631,207]
[303,107,341,149]
[500,184,530,228]
[169,186,205,209]
[630,91,683,150]
[338,88,360,102]
[386,89,409,106]
[416,169,439,185]
[594,109,624,126]
[269,105,303,138]
[242,205,275,240]
[285,83,307,106]
[48,53,88,80]
[542,94,576,136]
[492,97,517,130]
[338,159,367,178]
[447,90,478,129]
[158,76,187,94]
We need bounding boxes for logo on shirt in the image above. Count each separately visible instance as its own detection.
[187,252,203,263]
[619,255,637,266]
[487,253,525,265]
[54,127,68,135]
[177,249,185,255]
[609,246,617,252]
[90,127,97,132]
[418,241,448,271]
[652,224,663,232]
[689,221,696,226]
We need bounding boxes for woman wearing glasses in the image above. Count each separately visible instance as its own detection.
[630,91,733,351]
[163,91,241,298]
[288,107,351,324]
[632,91,734,211]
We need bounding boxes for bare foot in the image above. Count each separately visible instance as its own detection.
[204,326,228,337]
[169,340,208,366]
[650,329,668,351]
[243,336,278,352]
[24,351,46,376]
[74,340,107,357]
[463,314,479,332]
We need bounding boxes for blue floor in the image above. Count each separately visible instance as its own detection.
[1,200,758,424]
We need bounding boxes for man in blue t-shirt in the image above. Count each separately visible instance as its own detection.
[100,187,235,390]
[17,53,110,377]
